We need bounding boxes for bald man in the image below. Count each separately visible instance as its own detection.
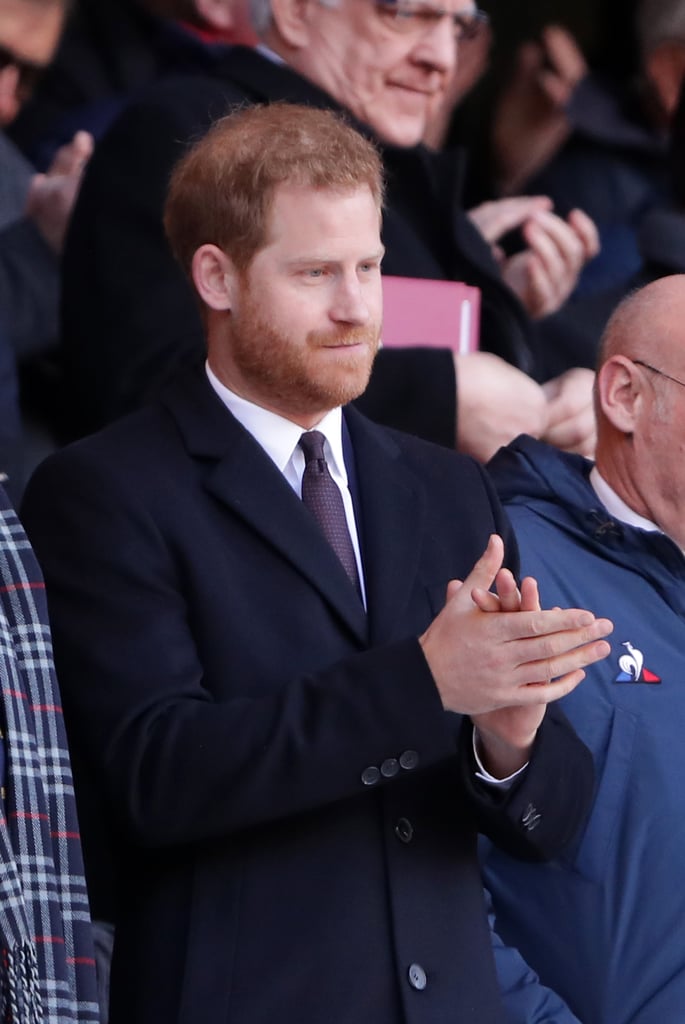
[483,273,685,1024]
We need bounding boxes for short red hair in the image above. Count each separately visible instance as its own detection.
[164,102,384,279]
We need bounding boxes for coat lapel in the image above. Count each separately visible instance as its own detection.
[345,409,426,645]
[162,369,368,643]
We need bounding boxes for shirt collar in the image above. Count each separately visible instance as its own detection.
[255,43,285,66]
[589,466,661,533]
[206,362,347,480]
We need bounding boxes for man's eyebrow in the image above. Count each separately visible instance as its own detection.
[285,247,386,265]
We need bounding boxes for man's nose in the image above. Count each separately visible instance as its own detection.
[413,13,458,74]
[330,274,373,324]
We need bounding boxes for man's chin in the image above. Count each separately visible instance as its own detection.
[365,106,426,149]
[313,357,377,409]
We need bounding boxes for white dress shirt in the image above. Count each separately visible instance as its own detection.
[206,363,367,605]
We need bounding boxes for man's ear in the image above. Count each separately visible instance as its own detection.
[191,244,238,312]
[270,0,311,49]
[597,356,645,434]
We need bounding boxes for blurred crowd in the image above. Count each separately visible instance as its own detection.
[2,0,685,501]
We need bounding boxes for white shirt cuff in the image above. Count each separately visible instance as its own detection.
[472,727,528,789]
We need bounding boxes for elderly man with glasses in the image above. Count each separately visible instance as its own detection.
[483,273,685,1024]
[62,0,598,462]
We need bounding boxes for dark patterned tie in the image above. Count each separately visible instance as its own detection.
[299,430,361,594]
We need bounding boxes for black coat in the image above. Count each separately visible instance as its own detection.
[21,368,593,1024]
[61,47,534,445]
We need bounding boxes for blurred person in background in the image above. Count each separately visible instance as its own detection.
[62,0,601,463]
[474,0,685,297]
[8,0,257,166]
[0,0,92,498]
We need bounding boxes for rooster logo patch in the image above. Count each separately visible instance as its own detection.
[614,641,661,684]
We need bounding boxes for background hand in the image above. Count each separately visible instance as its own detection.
[454,352,548,461]
[25,130,94,253]
[501,207,599,318]
[542,366,596,456]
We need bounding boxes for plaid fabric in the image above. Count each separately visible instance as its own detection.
[0,490,99,1023]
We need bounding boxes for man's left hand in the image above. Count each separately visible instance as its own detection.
[469,570,549,778]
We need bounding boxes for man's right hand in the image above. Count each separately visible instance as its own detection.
[455,352,549,461]
[419,534,613,718]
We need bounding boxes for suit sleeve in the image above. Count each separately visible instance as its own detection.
[459,707,594,860]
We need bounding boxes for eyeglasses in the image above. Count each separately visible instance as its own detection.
[0,45,44,105]
[374,0,489,40]
[632,358,685,390]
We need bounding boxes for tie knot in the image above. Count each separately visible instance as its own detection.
[299,430,327,464]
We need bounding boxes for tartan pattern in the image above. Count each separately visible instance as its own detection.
[0,493,99,1024]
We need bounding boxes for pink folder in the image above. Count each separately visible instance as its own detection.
[381,276,481,354]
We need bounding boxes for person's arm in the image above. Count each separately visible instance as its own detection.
[0,217,60,358]
[420,532,601,859]
[356,349,552,461]
[0,131,92,360]
[353,346,457,446]
[490,25,588,196]
[0,137,54,360]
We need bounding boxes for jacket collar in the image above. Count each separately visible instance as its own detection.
[161,366,425,646]
[489,434,685,616]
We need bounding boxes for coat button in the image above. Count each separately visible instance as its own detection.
[361,766,381,786]
[408,963,427,990]
[399,750,419,771]
[394,817,414,843]
[381,757,399,778]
